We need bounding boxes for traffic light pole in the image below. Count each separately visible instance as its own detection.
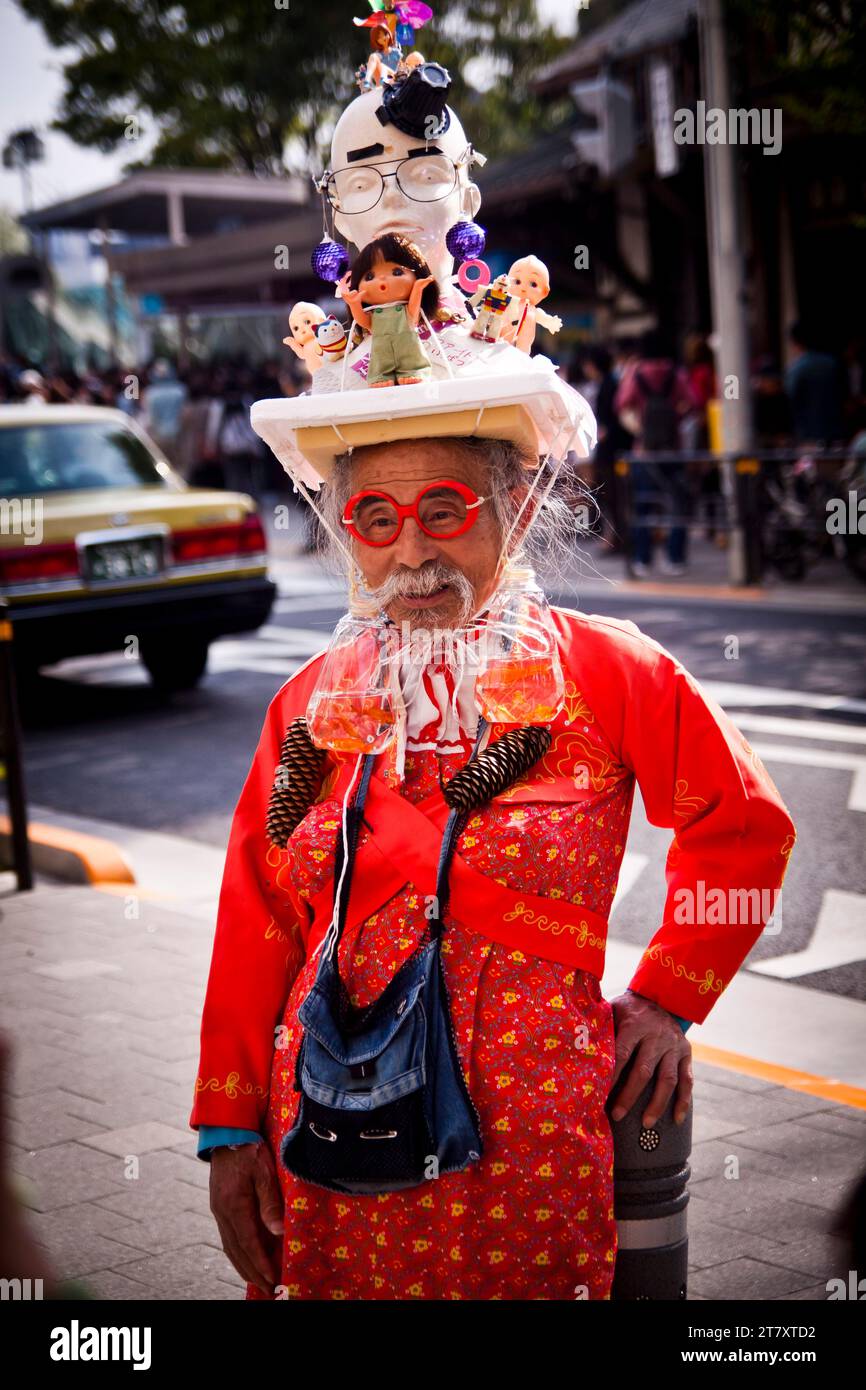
[698,0,759,584]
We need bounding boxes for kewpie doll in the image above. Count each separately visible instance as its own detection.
[339,233,439,388]
[502,256,563,353]
[283,302,328,374]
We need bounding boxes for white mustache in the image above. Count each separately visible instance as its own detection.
[376,561,472,602]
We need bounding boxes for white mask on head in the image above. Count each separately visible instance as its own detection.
[327,89,482,288]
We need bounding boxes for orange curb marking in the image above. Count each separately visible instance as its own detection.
[693,1042,866,1112]
[0,815,135,885]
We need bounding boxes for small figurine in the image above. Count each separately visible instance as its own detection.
[283,302,328,374]
[314,315,349,361]
[339,233,438,388]
[502,256,563,354]
[360,21,402,89]
[468,273,512,344]
[353,4,431,89]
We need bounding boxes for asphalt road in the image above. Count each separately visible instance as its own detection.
[18,566,866,1005]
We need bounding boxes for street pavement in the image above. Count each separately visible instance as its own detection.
[1,873,862,1301]
[3,526,865,1300]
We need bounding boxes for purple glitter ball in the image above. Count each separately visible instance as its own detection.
[311,238,349,282]
[445,219,486,262]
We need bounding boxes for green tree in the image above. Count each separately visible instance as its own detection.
[17,0,569,174]
[729,0,866,135]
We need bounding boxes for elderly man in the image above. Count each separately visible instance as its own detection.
[191,424,795,1301]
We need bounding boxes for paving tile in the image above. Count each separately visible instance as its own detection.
[688,1258,817,1300]
[734,1120,865,1168]
[692,1112,749,1144]
[776,1282,833,1301]
[686,1223,795,1271]
[30,1201,142,1242]
[799,1110,866,1142]
[79,1122,193,1158]
[78,1269,158,1300]
[108,1243,236,1295]
[107,1209,222,1257]
[55,1091,183,1131]
[693,1066,778,1094]
[690,1192,837,1243]
[37,1232,146,1282]
[7,1109,99,1150]
[758,1233,853,1283]
[14,1142,129,1211]
[92,1178,210,1223]
[33,960,123,981]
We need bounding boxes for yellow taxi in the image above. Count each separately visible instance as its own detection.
[0,403,276,691]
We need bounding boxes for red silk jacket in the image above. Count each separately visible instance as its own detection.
[190,607,796,1132]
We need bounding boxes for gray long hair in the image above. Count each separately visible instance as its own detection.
[312,435,594,580]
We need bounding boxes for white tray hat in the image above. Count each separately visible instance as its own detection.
[251,330,597,492]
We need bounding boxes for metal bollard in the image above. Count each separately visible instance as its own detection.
[607,1069,692,1300]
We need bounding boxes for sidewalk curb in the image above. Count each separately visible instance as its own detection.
[0,814,135,886]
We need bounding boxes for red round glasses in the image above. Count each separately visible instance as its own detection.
[341,479,487,547]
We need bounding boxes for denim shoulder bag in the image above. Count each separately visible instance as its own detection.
[280,720,487,1195]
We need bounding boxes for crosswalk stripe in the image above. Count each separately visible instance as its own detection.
[734,713,866,745]
[749,740,866,812]
[750,889,866,978]
[703,681,866,718]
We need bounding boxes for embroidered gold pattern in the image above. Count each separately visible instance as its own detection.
[502,900,605,952]
[673,779,708,821]
[195,1071,268,1099]
[642,944,725,997]
[496,727,617,801]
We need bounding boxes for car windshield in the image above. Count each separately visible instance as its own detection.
[0,421,170,496]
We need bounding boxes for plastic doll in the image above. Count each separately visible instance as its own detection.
[363,23,403,88]
[468,273,512,344]
[339,233,439,387]
[502,256,563,353]
[283,302,328,374]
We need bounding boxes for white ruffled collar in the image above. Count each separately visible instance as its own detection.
[386,616,488,782]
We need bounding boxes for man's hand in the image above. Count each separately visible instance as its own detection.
[209,1142,284,1296]
[608,990,693,1128]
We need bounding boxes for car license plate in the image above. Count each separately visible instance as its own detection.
[82,535,165,582]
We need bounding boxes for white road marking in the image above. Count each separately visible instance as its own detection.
[734,713,866,746]
[274,591,346,611]
[750,889,866,978]
[748,740,866,812]
[703,681,866,718]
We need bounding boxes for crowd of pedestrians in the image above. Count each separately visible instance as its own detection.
[3,324,864,578]
[566,324,866,578]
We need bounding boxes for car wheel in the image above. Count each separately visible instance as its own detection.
[140,635,210,692]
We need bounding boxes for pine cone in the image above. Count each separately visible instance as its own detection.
[266,717,328,848]
[442,725,552,815]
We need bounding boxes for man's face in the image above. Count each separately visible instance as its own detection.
[346,439,507,631]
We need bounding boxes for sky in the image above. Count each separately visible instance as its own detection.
[0,1,580,219]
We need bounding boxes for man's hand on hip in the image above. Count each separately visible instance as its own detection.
[608,989,693,1128]
[209,1142,284,1296]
